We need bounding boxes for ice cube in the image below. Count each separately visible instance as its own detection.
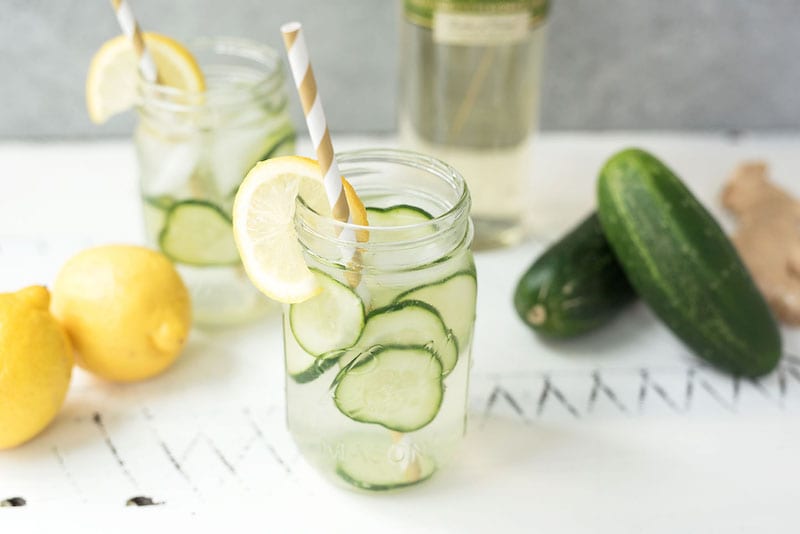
[135,126,202,197]
[209,120,275,198]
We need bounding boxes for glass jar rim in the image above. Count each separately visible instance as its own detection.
[295,149,472,251]
[136,36,285,114]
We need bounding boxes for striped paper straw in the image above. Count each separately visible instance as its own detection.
[281,24,419,481]
[110,0,159,83]
[281,22,351,226]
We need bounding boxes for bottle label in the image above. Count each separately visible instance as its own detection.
[405,0,549,44]
[433,11,529,45]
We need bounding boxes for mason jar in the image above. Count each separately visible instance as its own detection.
[399,0,549,249]
[283,149,476,491]
[135,37,295,326]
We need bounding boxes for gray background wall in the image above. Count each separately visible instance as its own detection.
[3,0,800,139]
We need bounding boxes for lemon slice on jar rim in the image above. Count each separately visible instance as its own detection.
[86,32,205,124]
[232,155,368,304]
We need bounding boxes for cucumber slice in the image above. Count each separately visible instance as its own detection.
[366,205,433,226]
[395,271,477,350]
[335,434,436,491]
[334,345,443,433]
[289,270,365,356]
[286,349,339,384]
[159,200,240,266]
[362,284,402,311]
[284,306,343,384]
[340,300,458,374]
[365,205,435,243]
[144,195,175,211]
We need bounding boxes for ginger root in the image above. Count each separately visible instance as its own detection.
[722,161,800,324]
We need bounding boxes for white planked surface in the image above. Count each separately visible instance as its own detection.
[1,134,799,533]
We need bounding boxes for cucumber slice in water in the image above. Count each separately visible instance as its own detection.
[362,204,436,307]
[335,433,436,491]
[144,195,176,211]
[159,200,240,266]
[289,270,365,357]
[286,346,339,384]
[340,300,458,374]
[365,205,435,244]
[366,205,433,226]
[395,271,477,350]
[362,284,401,312]
[334,345,443,433]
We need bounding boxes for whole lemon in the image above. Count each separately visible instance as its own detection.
[51,245,191,382]
[0,286,73,449]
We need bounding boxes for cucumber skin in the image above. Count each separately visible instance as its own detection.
[597,148,782,377]
[366,205,434,220]
[291,356,338,384]
[336,464,435,492]
[513,214,636,338]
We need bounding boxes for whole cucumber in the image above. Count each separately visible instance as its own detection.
[514,214,636,337]
[597,148,781,377]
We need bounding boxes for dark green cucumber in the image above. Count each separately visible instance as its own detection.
[597,148,781,377]
[513,213,636,337]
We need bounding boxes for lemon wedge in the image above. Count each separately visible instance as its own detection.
[232,156,368,304]
[86,32,205,124]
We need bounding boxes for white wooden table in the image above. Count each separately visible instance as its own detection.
[1,134,799,533]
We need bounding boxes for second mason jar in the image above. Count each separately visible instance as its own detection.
[284,149,476,491]
[135,37,296,325]
[399,0,549,249]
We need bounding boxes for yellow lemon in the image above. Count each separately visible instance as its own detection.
[0,286,73,450]
[51,245,191,382]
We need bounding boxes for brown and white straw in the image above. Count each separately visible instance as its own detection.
[281,22,352,227]
[110,0,159,83]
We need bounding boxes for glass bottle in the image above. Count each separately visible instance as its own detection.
[399,0,549,249]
